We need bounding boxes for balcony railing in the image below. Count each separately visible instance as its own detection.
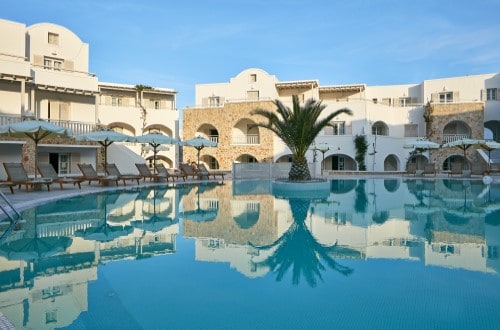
[231,134,260,145]
[208,135,219,143]
[442,134,470,143]
[0,114,96,135]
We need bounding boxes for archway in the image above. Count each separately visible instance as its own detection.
[384,154,400,171]
[443,121,471,142]
[146,155,173,169]
[235,154,258,163]
[143,124,173,137]
[108,122,136,136]
[485,120,500,142]
[196,124,219,143]
[325,154,357,171]
[232,119,260,145]
[406,154,428,171]
[372,121,389,136]
[276,154,293,163]
[200,155,220,169]
[442,155,467,171]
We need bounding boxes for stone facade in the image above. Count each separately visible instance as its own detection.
[183,101,277,170]
[425,102,485,172]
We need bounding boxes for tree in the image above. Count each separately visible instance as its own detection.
[252,95,352,181]
[354,134,368,171]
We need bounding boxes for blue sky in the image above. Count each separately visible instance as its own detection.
[3,0,500,111]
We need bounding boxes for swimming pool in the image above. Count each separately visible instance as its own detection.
[0,178,499,329]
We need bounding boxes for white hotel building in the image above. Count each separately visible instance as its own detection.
[183,68,500,174]
[0,19,179,179]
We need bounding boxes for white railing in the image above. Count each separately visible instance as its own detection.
[0,114,22,126]
[209,135,218,143]
[442,134,470,143]
[231,134,260,145]
[48,119,97,135]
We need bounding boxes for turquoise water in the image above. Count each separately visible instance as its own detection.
[0,178,499,329]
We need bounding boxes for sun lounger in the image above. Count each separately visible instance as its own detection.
[0,180,15,194]
[37,163,82,189]
[448,163,463,177]
[135,163,166,182]
[179,163,205,180]
[3,162,52,192]
[423,163,436,176]
[77,163,119,186]
[404,163,417,176]
[198,163,225,181]
[155,163,186,182]
[106,163,141,185]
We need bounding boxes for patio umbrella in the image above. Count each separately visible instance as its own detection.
[404,139,440,170]
[480,141,500,173]
[133,132,178,172]
[441,138,485,170]
[131,188,176,232]
[0,235,72,261]
[75,128,133,166]
[0,119,72,179]
[179,184,217,222]
[180,136,217,166]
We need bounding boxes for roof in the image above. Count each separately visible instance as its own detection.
[319,84,366,92]
[275,80,319,89]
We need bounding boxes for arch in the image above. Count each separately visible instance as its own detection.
[143,124,173,137]
[232,118,260,145]
[442,155,467,171]
[324,154,356,171]
[200,155,220,169]
[443,120,471,141]
[231,200,260,229]
[108,122,136,136]
[145,155,173,169]
[276,154,293,163]
[485,120,500,142]
[371,121,389,136]
[235,154,258,163]
[383,154,400,171]
[372,211,390,224]
[330,179,357,194]
[406,154,429,171]
[384,179,400,192]
[196,124,219,143]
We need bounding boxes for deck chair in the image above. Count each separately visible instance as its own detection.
[106,163,141,185]
[38,163,83,189]
[0,180,15,194]
[448,163,463,177]
[179,163,204,180]
[135,163,166,182]
[3,162,52,192]
[422,163,436,176]
[198,163,225,181]
[77,163,119,186]
[155,163,186,182]
[405,163,417,176]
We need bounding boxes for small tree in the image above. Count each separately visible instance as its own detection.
[354,134,368,171]
[252,95,352,181]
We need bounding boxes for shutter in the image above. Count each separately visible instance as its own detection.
[59,102,70,120]
[481,89,487,101]
[104,96,111,106]
[431,93,438,103]
[62,60,74,71]
[453,91,460,102]
[49,101,59,120]
[202,97,208,106]
[33,55,43,66]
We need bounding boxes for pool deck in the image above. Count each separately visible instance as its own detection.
[2,172,499,212]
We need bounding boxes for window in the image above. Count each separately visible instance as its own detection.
[152,100,160,109]
[372,121,388,136]
[250,74,257,83]
[209,96,221,107]
[487,88,497,100]
[439,92,453,103]
[46,310,58,324]
[111,97,123,107]
[399,97,411,107]
[404,124,418,137]
[43,57,63,70]
[48,32,59,45]
[325,121,345,135]
[247,90,259,100]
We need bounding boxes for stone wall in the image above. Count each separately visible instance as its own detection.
[425,102,485,171]
[183,101,277,170]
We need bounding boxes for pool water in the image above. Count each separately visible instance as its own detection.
[0,178,499,329]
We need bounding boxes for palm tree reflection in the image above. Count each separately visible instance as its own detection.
[250,198,353,287]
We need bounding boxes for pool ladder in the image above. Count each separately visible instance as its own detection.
[0,191,23,243]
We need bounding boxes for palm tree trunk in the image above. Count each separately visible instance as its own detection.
[289,159,311,181]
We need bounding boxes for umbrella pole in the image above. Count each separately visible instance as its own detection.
[153,144,158,173]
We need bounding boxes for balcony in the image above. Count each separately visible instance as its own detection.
[231,134,260,145]
[0,114,96,135]
[32,66,98,93]
[442,134,470,143]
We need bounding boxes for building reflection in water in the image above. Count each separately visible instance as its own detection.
[0,178,499,328]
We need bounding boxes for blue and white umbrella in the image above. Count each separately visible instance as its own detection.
[75,128,133,166]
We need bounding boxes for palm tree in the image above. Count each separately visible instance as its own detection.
[252,95,352,181]
[249,197,354,287]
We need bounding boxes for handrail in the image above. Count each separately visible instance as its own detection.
[0,191,22,243]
